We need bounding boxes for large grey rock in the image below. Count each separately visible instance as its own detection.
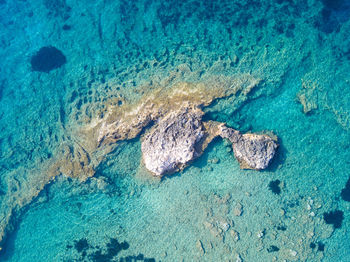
[141,108,205,176]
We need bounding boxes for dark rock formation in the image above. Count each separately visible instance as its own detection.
[31,46,66,72]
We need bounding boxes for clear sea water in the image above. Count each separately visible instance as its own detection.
[0,0,350,261]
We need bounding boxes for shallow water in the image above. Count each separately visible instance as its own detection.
[0,0,350,261]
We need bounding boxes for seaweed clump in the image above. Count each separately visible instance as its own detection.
[323,210,344,229]
[341,176,350,202]
[322,0,344,10]
[30,46,66,73]
[88,238,129,261]
[267,245,279,253]
[268,179,281,195]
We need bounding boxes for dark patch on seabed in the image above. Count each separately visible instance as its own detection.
[268,179,281,195]
[44,0,71,19]
[30,46,66,73]
[341,176,350,201]
[66,237,156,262]
[310,242,325,252]
[276,224,286,231]
[315,0,350,34]
[267,245,279,253]
[323,210,344,229]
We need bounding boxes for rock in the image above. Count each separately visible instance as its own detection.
[267,245,279,253]
[230,230,240,241]
[257,230,264,238]
[141,108,205,176]
[196,240,205,254]
[289,249,297,257]
[234,203,243,216]
[297,80,318,114]
[217,220,230,232]
[219,125,241,143]
[219,125,278,170]
[231,133,278,170]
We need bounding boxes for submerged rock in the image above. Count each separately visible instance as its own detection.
[141,108,205,176]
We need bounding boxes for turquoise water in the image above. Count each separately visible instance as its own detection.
[1,0,350,261]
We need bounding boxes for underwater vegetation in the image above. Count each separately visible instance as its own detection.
[30,46,66,73]
[341,176,350,201]
[316,0,350,34]
[323,210,344,229]
[268,179,282,195]
[66,237,155,262]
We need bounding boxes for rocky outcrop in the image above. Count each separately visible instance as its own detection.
[220,125,278,170]
[141,109,278,176]
[232,133,278,170]
[141,107,205,176]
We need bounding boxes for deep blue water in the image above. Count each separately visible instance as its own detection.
[0,0,350,261]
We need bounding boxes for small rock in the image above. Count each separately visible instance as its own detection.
[236,254,243,262]
[290,249,297,256]
[230,230,240,241]
[257,230,264,238]
[210,226,223,238]
[218,220,230,232]
[234,203,243,216]
[196,240,205,254]
[203,221,213,230]
[267,245,279,253]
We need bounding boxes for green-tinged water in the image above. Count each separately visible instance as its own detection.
[0,0,350,261]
